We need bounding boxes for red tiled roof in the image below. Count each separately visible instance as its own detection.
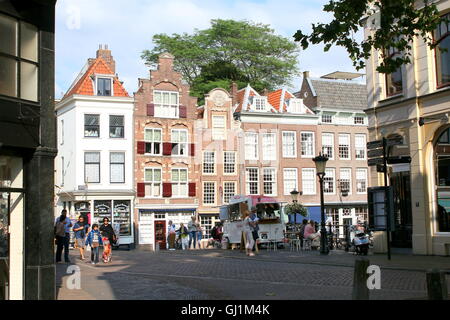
[268,89,284,111]
[63,57,129,99]
[235,86,257,112]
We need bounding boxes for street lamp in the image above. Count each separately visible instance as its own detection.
[290,189,302,226]
[313,153,329,255]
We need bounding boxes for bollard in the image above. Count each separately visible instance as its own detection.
[352,259,370,300]
[426,269,448,300]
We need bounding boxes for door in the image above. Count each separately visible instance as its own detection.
[154,220,166,250]
[390,172,413,248]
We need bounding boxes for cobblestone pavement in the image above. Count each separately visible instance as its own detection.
[56,248,450,300]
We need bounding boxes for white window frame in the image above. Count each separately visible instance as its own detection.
[355,134,367,160]
[223,181,237,204]
[356,168,368,194]
[144,167,162,198]
[144,128,162,156]
[321,113,333,124]
[84,151,100,184]
[282,131,297,158]
[212,115,226,140]
[321,132,334,160]
[289,98,304,113]
[262,133,277,161]
[253,97,267,111]
[301,131,315,158]
[339,168,352,195]
[153,90,179,118]
[354,115,365,125]
[338,134,351,160]
[245,132,258,160]
[324,168,336,195]
[223,151,236,175]
[171,168,188,198]
[246,167,259,195]
[203,181,216,206]
[95,75,114,97]
[110,152,125,184]
[203,151,215,175]
[171,129,188,157]
[302,168,316,195]
[283,168,298,196]
[263,168,277,196]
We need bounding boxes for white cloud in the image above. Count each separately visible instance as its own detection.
[55,0,360,98]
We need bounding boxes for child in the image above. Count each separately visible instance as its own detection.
[86,224,103,265]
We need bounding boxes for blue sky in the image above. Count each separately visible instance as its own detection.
[55,0,363,98]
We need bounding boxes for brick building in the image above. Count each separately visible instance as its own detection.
[134,53,198,250]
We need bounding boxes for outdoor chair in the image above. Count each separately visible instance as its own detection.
[302,238,312,251]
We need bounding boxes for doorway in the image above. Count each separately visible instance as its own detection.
[154,220,166,250]
[389,172,413,248]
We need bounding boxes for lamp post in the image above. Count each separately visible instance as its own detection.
[313,153,329,255]
[290,189,301,226]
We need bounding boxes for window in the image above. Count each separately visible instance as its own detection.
[97,78,112,96]
[356,168,368,194]
[263,168,276,196]
[338,134,350,160]
[172,168,188,197]
[435,128,450,232]
[223,182,236,204]
[301,132,314,157]
[0,14,39,101]
[110,115,124,138]
[302,168,316,195]
[262,133,276,161]
[144,168,162,198]
[171,129,188,156]
[200,216,217,239]
[203,182,216,205]
[145,128,162,155]
[339,168,352,195]
[321,114,333,123]
[224,152,236,174]
[84,152,100,183]
[84,114,100,138]
[246,168,259,195]
[282,131,296,158]
[283,168,298,195]
[212,115,226,140]
[435,13,450,88]
[154,90,179,118]
[61,157,65,186]
[110,152,125,183]
[245,132,258,160]
[289,98,304,113]
[324,168,335,194]
[60,119,64,145]
[253,97,267,111]
[203,151,215,174]
[385,40,403,96]
[354,116,365,125]
[355,134,367,160]
[321,133,334,159]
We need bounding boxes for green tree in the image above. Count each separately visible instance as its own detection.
[142,19,299,103]
[294,0,443,73]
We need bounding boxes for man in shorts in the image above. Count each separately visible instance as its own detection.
[73,216,89,260]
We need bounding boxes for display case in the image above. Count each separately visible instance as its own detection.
[93,200,112,224]
[113,200,131,236]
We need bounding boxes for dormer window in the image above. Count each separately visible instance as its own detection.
[289,98,304,113]
[253,97,267,111]
[97,77,112,96]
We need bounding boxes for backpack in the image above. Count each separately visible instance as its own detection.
[55,218,66,237]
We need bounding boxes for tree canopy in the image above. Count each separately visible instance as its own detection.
[294,0,443,73]
[142,19,299,104]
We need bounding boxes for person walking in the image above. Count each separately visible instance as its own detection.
[249,207,259,252]
[86,224,103,265]
[196,224,203,249]
[73,216,89,260]
[243,210,255,256]
[177,223,189,250]
[187,216,198,249]
[167,220,176,250]
[99,217,116,263]
[55,209,72,263]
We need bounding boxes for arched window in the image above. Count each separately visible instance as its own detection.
[435,13,450,88]
[435,127,450,232]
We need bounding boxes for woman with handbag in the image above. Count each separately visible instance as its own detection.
[100,217,116,263]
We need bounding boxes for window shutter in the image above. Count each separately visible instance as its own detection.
[163,183,172,198]
[188,183,196,197]
[179,105,187,118]
[137,141,145,154]
[189,143,195,157]
[163,142,172,156]
[137,183,145,198]
[147,104,155,116]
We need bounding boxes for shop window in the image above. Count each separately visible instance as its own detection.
[435,127,450,232]
[435,13,450,88]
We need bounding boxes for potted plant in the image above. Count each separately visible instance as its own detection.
[284,202,308,220]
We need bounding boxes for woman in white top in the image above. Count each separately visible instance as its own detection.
[243,210,255,256]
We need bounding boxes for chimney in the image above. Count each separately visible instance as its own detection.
[303,71,310,79]
[96,44,116,74]
[230,82,238,106]
[158,53,175,72]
